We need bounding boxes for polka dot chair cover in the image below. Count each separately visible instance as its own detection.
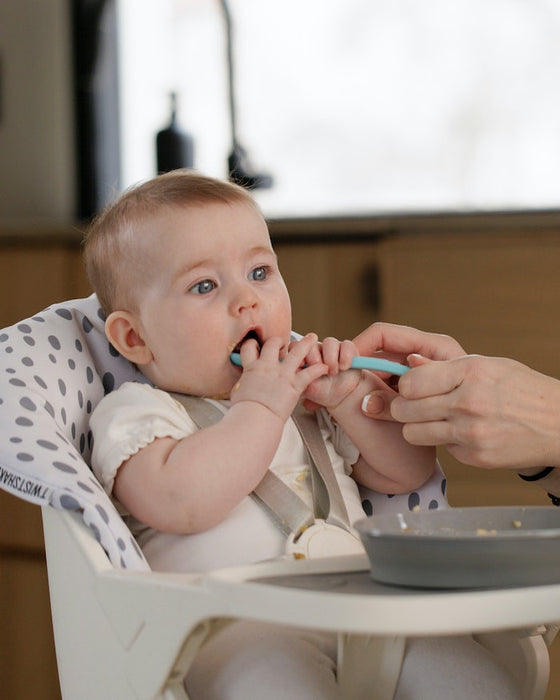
[0,294,448,571]
[359,465,448,518]
[0,294,150,571]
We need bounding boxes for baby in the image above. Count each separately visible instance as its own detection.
[84,170,519,699]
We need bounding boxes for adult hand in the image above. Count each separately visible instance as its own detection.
[354,322,466,422]
[353,321,466,363]
[391,354,560,471]
[377,352,560,471]
[355,322,560,472]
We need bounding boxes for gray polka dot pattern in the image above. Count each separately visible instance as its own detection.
[0,294,149,570]
[359,467,448,518]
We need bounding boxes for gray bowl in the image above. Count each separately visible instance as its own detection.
[355,506,560,589]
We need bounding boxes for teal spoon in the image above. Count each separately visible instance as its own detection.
[230,353,409,376]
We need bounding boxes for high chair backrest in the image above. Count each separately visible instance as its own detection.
[0,294,149,570]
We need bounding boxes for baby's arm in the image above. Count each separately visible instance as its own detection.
[303,338,435,494]
[113,334,327,535]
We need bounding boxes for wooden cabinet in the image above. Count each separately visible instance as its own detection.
[274,240,382,341]
[0,227,86,699]
[0,493,61,699]
[0,229,90,329]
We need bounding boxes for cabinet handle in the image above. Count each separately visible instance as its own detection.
[360,263,381,314]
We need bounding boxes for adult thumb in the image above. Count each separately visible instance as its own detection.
[361,390,397,421]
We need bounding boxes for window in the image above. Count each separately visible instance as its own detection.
[117,0,560,217]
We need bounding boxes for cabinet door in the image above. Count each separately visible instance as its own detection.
[378,231,560,377]
[0,553,61,699]
[275,241,382,340]
[0,245,90,328]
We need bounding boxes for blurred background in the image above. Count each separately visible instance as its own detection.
[2,0,560,222]
[2,2,560,698]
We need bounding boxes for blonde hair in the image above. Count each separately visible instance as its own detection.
[83,170,259,315]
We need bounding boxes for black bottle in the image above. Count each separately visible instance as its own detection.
[156,92,194,173]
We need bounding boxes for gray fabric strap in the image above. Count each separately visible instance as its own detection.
[171,394,351,534]
[250,470,314,536]
[291,405,352,531]
[171,394,314,536]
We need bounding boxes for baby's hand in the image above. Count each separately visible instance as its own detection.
[230,333,328,422]
[302,337,361,411]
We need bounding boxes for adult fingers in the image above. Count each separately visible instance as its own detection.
[391,390,459,423]
[401,419,454,446]
[353,322,465,362]
[406,353,431,367]
[361,390,397,421]
[397,358,467,400]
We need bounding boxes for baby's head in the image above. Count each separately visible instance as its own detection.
[83,170,292,397]
[84,170,259,316]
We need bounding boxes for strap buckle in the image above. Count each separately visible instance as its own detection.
[285,519,364,560]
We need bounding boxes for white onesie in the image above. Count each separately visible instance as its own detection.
[90,382,364,573]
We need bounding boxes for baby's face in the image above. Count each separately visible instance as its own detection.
[131,200,292,397]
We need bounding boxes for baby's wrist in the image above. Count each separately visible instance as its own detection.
[325,375,366,418]
[230,396,290,425]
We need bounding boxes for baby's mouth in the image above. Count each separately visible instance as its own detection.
[232,329,263,355]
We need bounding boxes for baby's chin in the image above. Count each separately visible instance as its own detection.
[202,379,238,401]
[205,389,232,401]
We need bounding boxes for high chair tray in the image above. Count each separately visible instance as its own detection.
[355,506,560,589]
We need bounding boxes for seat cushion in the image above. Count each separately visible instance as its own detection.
[0,294,149,569]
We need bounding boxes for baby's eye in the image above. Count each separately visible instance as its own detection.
[249,266,269,282]
[190,279,216,295]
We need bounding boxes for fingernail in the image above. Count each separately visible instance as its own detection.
[361,393,384,414]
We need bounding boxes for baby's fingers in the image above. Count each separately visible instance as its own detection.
[284,333,319,368]
[257,336,285,362]
[321,337,342,375]
[296,361,329,390]
[239,336,262,365]
[339,339,358,371]
[301,337,323,366]
[320,337,357,374]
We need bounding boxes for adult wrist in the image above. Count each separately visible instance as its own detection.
[518,466,555,482]
[517,466,560,506]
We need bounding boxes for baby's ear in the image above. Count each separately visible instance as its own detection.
[105,311,153,366]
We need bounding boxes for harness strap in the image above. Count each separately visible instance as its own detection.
[171,394,351,535]
[292,404,353,531]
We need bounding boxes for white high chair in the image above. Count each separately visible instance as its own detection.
[0,295,556,699]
